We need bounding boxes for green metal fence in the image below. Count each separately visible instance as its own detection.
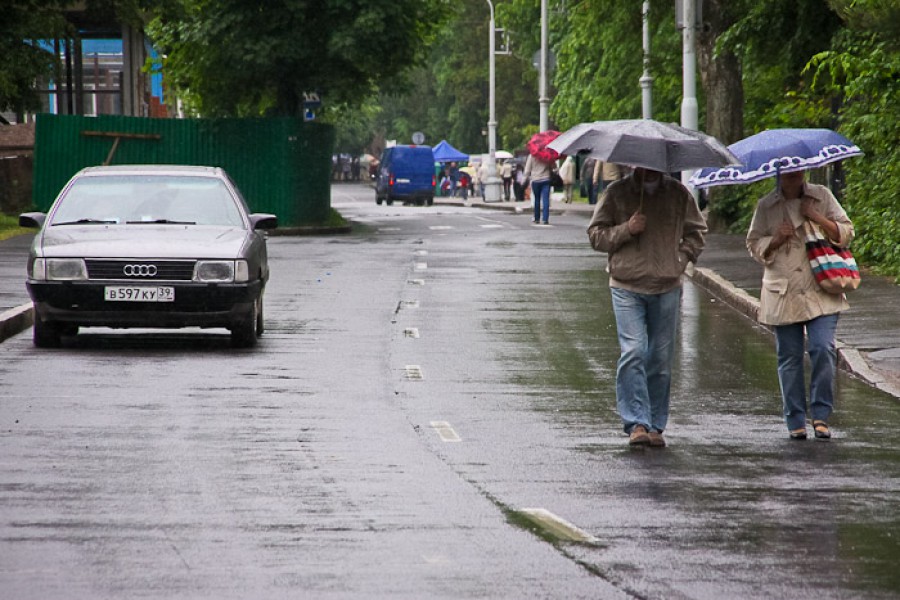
[33,114,335,226]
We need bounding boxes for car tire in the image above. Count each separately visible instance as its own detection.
[33,318,62,348]
[376,196,383,205]
[426,196,434,206]
[255,294,265,336]
[231,299,259,348]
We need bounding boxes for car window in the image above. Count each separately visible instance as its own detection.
[50,175,246,227]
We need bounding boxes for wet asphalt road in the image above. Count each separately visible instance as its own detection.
[1,183,898,599]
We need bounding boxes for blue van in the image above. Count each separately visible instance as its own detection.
[375,145,436,206]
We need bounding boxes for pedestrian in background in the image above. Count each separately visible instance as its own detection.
[581,157,601,205]
[513,163,526,201]
[599,161,622,192]
[524,153,554,225]
[559,155,575,203]
[501,160,513,201]
[587,168,707,447]
[746,170,854,440]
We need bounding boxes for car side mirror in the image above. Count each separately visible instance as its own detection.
[250,214,278,230]
[19,212,47,228]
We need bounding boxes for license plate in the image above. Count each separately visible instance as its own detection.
[104,286,175,302]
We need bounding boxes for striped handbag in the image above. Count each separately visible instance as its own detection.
[802,220,861,294]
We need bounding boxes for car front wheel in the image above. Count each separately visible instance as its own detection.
[33,317,62,348]
[231,298,259,348]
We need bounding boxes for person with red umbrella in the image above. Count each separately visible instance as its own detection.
[524,130,561,225]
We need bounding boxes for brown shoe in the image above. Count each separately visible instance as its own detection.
[629,425,650,445]
[648,431,666,447]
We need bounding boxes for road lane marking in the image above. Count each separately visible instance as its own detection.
[405,365,424,380]
[517,508,598,544]
[428,225,454,230]
[480,224,504,229]
[415,250,428,256]
[415,262,428,271]
[430,421,461,442]
[404,328,420,338]
[401,300,419,309]
[408,279,426,285]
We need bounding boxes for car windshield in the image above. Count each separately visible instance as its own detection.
[49,175,246,227]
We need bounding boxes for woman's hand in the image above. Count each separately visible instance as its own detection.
[801,198,840,241]
[764,221,795,259]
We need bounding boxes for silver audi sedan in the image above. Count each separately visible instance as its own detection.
[19,165,277,348]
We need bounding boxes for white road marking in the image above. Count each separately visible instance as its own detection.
[403,328,420,338]
[428,225,454,230]
[408,279,426,286]
[430,421,462,442]
[518,508,598,543]
[415,250,428,256]
[415,262,428,271]
[405,365,424,380]
[401,300,419,309]
[480,224,504,229]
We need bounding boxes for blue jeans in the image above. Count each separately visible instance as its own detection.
[610,286,682,434]
[532,178,551,223]
[774,313,840,431]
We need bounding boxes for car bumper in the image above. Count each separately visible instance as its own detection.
[27,280,262,329]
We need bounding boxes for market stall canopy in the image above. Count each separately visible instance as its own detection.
[432,140,469,163]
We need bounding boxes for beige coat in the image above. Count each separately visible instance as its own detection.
[587,173,707,294]
[746,182,854,326]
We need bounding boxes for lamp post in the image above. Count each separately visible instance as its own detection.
[640,1,653,119]
[483,0,502,202]
[539,0,550,131]
[680,0,699,194]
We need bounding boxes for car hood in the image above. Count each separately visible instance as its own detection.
[35,225,250,259]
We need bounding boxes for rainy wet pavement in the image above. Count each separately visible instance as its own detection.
[0,183,898,599]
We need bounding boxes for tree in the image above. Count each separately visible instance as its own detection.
[0,1,70,117]
[147,0,449,117]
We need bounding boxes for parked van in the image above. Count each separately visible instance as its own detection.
[375,145,436,206]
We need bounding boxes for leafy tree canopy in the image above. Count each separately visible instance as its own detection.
[147,0,449,117]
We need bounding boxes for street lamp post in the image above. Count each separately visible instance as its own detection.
[483,0,502,202]
[640,1,653,119]
[680,0,699,194]
[539,0,550,132]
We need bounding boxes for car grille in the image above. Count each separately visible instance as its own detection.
[85,259,197,281]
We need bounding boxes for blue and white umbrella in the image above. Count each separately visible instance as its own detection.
[690,128,863,188]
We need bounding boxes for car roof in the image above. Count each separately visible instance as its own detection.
[77,165,225,177]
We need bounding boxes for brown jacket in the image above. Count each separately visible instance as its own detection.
[587,173,707,294]
[746,182,853,326]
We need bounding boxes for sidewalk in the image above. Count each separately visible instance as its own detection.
[2,196,899,399]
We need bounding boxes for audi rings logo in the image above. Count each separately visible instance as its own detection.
[122,264,158,277]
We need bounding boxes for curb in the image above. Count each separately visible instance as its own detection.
[687,266,899,399]
[0,303,33,344]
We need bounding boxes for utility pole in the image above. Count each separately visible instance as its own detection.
[484,0,502,202]
[539,0,550,131]
[681,0,699,190]
[640,1,653,119]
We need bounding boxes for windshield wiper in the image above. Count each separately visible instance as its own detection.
[125,219,197,225]
[53,218,118,226]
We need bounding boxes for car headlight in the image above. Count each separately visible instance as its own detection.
[32,258,88,281]
[194,260,249,283]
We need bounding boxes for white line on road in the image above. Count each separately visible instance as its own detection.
[428,225,454,230]
[405,365,424,380]
[430,421,462,442]
[407,279,426,286]
[415,262,428,271]
[404,328,420,338]
[518,508,598,544]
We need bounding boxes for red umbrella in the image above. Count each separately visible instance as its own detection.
[526,130,561,162]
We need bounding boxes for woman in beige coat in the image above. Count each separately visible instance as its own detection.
[746,170,854,440]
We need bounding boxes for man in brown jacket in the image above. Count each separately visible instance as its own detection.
[587,168,707,447]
